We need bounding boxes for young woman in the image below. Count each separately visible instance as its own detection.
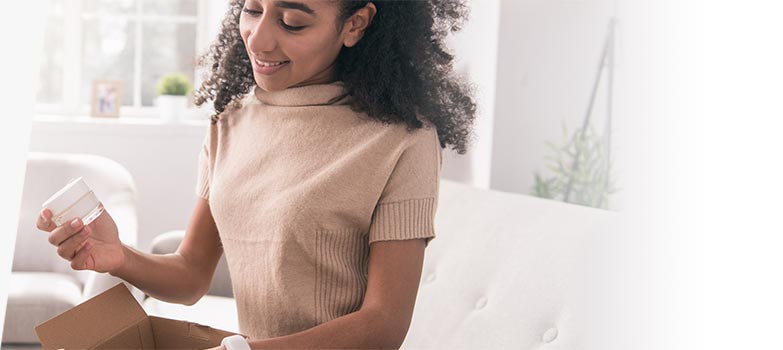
[38,0,476,348]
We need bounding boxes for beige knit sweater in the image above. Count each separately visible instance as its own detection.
[195,81,442,339]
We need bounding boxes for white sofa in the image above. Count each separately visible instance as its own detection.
[2,152,144,346]
[144,179,615,349]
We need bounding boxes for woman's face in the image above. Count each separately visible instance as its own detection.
[239,0,356,92]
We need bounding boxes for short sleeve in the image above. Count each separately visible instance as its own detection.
[195,128,212,200]
[368,125,443,247]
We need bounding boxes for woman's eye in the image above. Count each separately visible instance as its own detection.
[242,8,305,32]
[280,20,306,31]
[242,8,262,16]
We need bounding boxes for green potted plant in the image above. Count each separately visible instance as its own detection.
[155,73,192,123]
[531,121,617,209]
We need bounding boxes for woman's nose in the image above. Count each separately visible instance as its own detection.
[246,16,278,54]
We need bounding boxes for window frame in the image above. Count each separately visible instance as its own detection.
[35,0,211,119]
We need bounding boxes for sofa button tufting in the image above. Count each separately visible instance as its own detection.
[475,297,488,309]
[542,327,558,343]
[425,273,436,283]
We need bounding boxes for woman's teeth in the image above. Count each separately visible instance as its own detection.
[255,60,288,67]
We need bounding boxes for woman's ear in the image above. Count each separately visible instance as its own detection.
[343,2,377,48]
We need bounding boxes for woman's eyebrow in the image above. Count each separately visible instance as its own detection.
[273,1,316,15]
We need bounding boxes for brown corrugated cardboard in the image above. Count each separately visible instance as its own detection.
[35,283,244,349]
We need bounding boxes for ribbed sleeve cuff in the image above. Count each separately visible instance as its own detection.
[368,198,437,246]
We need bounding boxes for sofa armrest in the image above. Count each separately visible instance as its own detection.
[150,230,186,255]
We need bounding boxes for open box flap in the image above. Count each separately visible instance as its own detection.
[35,283,147,349]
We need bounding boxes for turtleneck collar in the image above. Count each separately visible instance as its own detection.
[253,81,351,107]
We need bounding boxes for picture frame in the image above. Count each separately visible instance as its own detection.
[90,80,123,118]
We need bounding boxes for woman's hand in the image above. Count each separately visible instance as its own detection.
[36,208,126,274]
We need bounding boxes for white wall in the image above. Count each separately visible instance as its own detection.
[600,0,670,347]
[489,0,618,205]
[441,0,502,189]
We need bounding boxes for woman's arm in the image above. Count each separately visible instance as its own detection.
[209,238,426,350]
[110,197,224,305]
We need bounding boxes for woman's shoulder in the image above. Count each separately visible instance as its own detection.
[393,118,440,149]
[363,118,441,163]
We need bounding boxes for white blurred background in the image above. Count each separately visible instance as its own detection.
[6,0,783,348]
[0,2,45,343]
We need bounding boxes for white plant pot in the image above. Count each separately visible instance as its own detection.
[157,95,188,123]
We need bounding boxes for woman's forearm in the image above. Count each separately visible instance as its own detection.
[245,308,407,350]
[109,243,205,305]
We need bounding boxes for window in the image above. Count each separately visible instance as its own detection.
[36,0,210,118]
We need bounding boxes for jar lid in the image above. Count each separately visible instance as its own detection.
[42,177,92,215]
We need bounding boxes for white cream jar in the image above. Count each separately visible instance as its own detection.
[42,177,105,227]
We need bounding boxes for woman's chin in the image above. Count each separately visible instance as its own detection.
[255,80,287,92]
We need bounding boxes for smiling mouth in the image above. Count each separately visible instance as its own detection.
[253,59,290,67]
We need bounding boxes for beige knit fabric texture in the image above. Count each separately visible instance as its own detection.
[195,81,443,340]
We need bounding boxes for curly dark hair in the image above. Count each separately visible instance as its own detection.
[194,0,477,154]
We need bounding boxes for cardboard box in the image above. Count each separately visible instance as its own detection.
[35,283,244,349]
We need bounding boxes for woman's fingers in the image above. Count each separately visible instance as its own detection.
[36,208,57,232]
[56,226,91,261]
[47,217,84,246]
[70,241,95,271]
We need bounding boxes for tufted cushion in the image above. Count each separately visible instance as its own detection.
[400,180,615,349]
[3,272,83,343]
